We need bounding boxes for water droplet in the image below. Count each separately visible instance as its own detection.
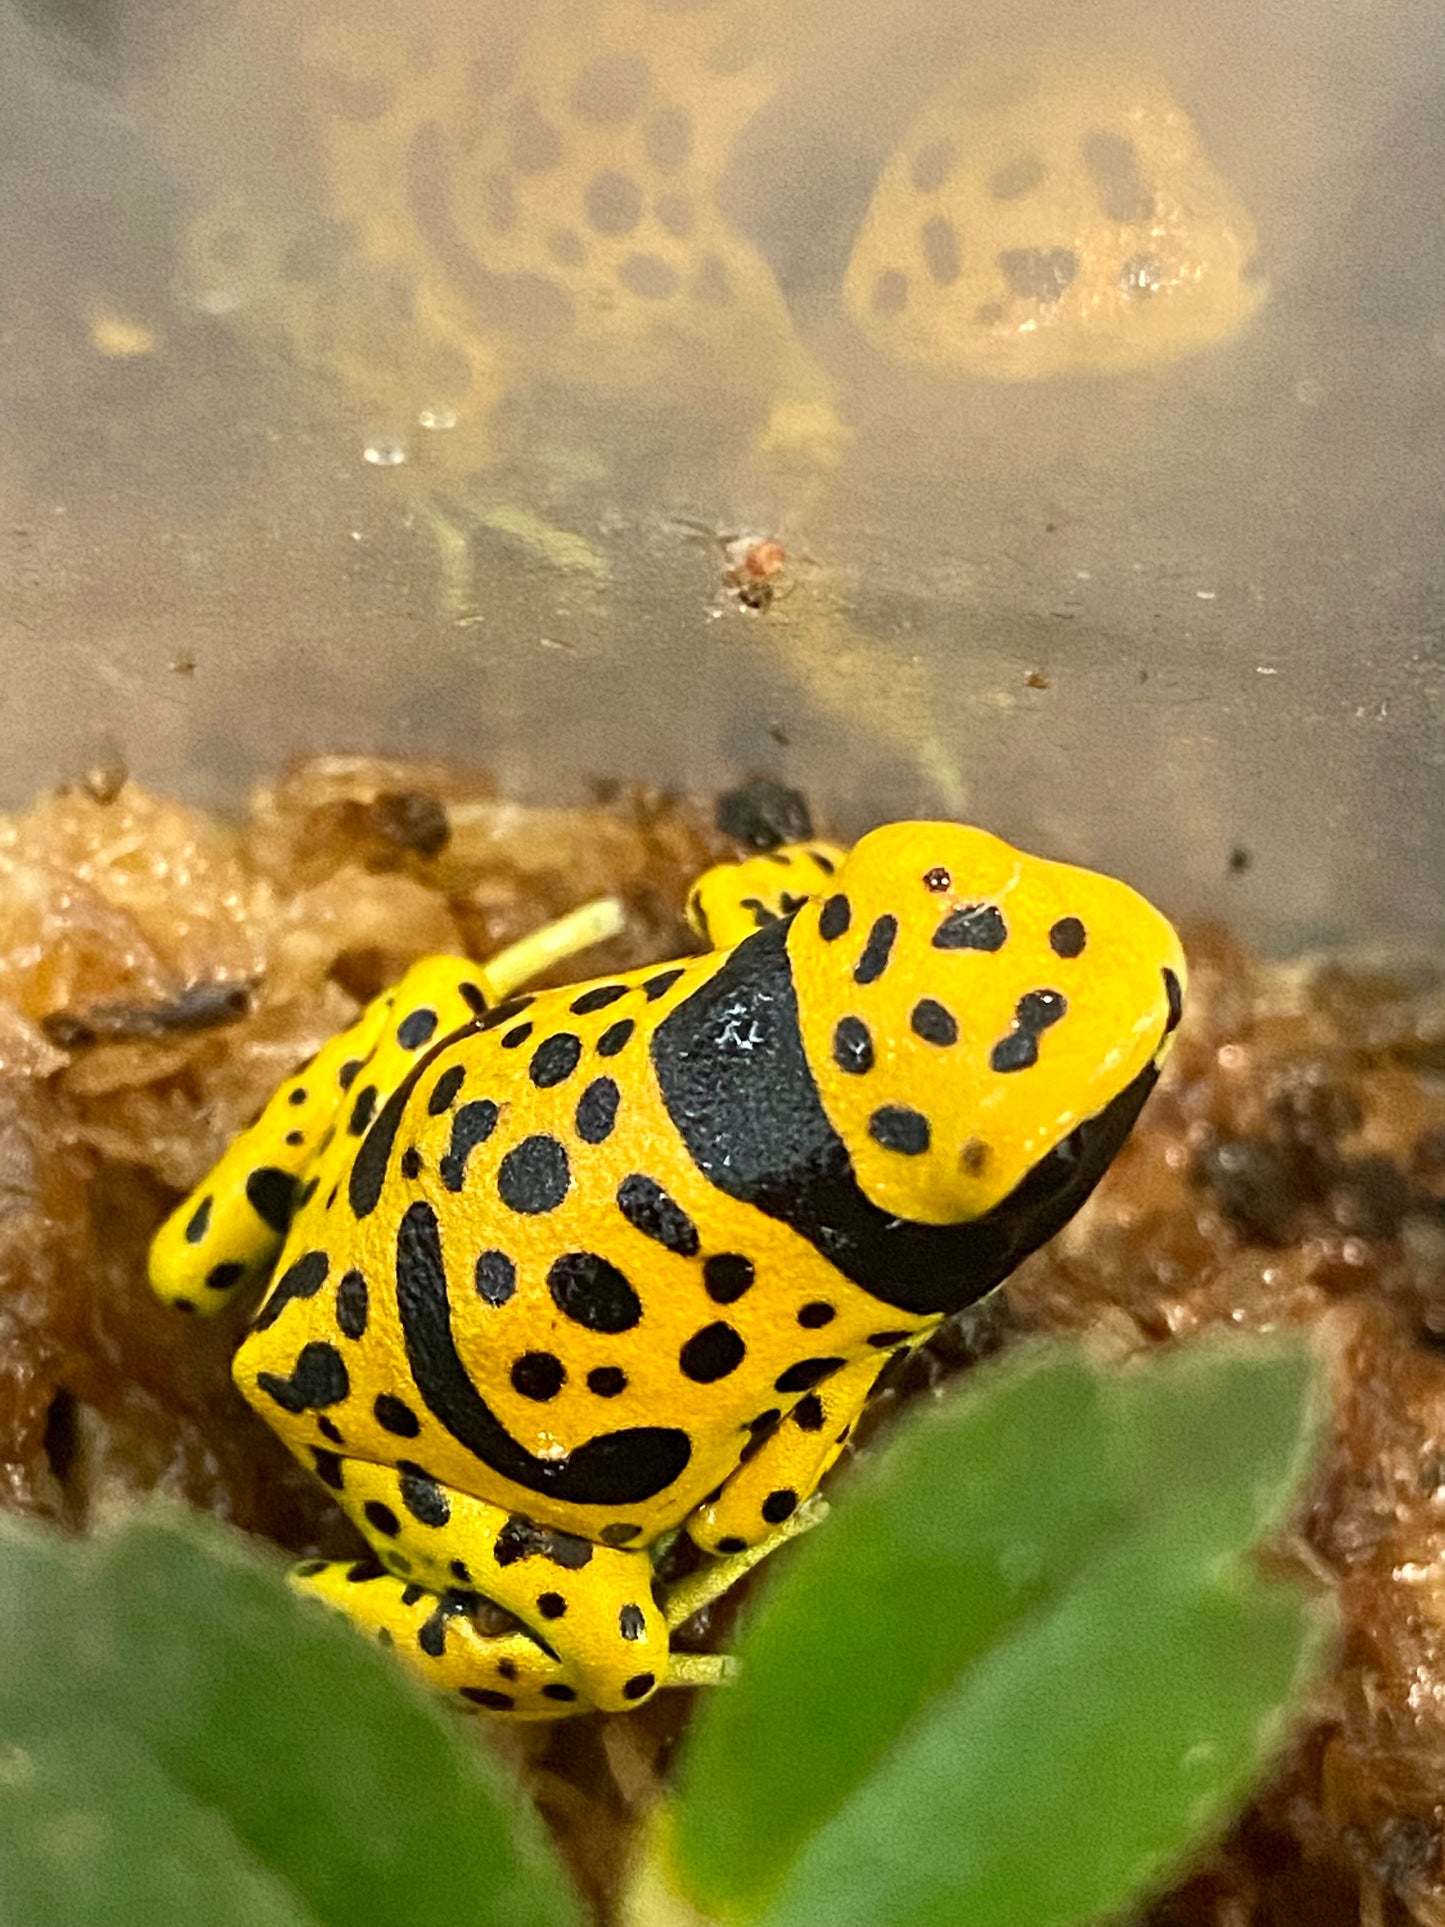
[363,437,408,467]
[417,407,458,431]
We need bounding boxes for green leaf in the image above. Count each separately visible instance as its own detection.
[0,1724,315,1927]
[757,1519,1327,1927]
[671,1336,1330,1922]
[0,1512,583,1927]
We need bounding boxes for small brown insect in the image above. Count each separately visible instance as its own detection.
[674,518,799,614]
[722,535,789,612]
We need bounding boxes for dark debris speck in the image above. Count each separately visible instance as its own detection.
[368,790,451,858]
[714,778,813,852]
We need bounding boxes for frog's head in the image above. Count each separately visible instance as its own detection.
[789,820,1184,1269]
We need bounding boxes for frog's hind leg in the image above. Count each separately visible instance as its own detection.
[290,1460,668,1718]
[685,843,847,950]
[292,1560,586,1721]
[148,991,404,1316]
[149,899,623,1316]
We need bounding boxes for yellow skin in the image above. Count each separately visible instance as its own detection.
[151,822,1185,1719]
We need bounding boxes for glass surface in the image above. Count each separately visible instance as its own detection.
[1,0,1442,949]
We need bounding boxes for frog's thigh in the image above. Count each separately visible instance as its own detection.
[688,1352,889,1554]
[291,1559,591,1720]
[148,983,403,1314]
[318,907,627,1122]
[327,907,628,1141]
[686,842,848,950]
[150,913,615,1318]
[329,1458,668,1714]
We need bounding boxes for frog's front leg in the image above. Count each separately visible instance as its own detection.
[148,899,622,1315]
[290,1458,669,1718]
[688,1350,906,1558]
[661,1347,914,1632]
[685,842,847,950]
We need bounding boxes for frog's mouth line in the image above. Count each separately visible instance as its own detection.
[653,917,1161,1317]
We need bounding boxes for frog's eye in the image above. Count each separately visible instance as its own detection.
[922,866,952,893]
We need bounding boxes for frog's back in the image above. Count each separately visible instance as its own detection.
[234,943,901,1548]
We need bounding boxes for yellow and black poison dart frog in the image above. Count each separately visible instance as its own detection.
[150,822,1185,1719]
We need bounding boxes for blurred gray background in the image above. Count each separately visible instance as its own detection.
[1,0,1442,951]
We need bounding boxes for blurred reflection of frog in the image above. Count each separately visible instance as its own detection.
[162,0,1265,607]
[173,0,846,609]
[846,60,1265,378]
